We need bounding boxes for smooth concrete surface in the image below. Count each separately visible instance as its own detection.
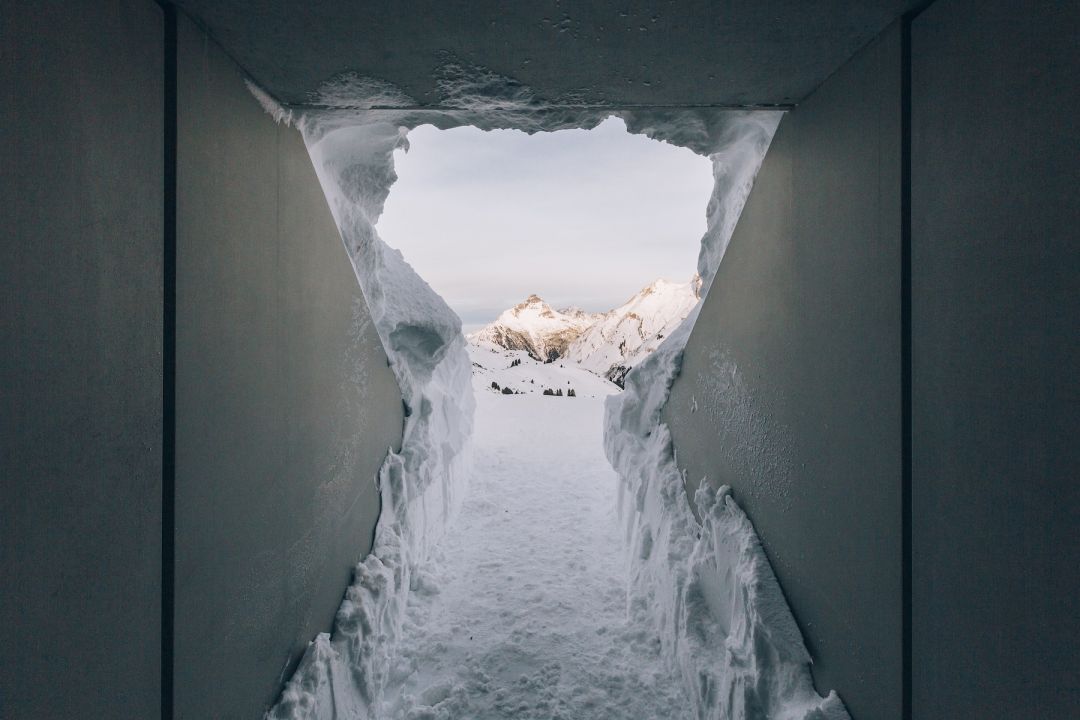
[663,25,903,719]
[911,1,1080,716]
[174,0,920,107]
[0,1,164,718]
[174,14,404,718]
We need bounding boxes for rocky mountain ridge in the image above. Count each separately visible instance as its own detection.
[467,277,700,386]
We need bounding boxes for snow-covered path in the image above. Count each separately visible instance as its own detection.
[380,390,693,720]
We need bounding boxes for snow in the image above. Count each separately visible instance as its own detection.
[469,278,700,385]
[268,119,474,720]
[379,390,692,720]
[469,296,597,363]
[603,116,849,719]
[601,416,849,720]
[566,276,700,383]
[257,57,846,720]
[467,343,619,400]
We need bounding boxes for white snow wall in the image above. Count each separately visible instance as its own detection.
[255,64,846,719]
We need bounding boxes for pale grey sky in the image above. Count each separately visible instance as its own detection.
[376,117,714,332]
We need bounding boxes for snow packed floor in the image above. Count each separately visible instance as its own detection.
[380,353,693,719]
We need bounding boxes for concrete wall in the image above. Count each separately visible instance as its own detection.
[0,1,164,718]
[911,0,1080,716]
[173,14,404,719]
[663,24,903,720]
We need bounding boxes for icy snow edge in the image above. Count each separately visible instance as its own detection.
[265,119,475,719]
[604,115,852,719]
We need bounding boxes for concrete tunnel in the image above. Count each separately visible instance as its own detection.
[2,1,1077,718]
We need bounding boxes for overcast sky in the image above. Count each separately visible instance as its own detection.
[376,117,714,332]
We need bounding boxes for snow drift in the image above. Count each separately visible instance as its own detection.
[253,57,848,720]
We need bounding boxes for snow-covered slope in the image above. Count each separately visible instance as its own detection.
[469,295,598,362]
[565,277,700,385]
[469,277,700,387]
[468,342,619,400]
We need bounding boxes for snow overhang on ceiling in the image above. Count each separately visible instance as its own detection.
[173,0,921,108]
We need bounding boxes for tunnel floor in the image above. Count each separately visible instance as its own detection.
[380,388,692,719]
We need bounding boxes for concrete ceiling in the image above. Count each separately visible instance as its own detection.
[175,1,921,108]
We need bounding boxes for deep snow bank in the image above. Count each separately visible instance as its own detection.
[255,58,846,719]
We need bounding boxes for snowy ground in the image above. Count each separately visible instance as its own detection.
[467,342,616,400]
[379,363,693,720]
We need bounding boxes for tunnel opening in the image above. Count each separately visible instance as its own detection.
[259,69,847,720]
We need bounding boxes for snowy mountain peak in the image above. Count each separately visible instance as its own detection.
[471,294,595,363]
[514,294,546,310]
[638,279,664,295]
[469,276,701,385]
[638,276,700,299]
[564,276,700,385]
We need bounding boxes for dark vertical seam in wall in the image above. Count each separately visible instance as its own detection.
[276,120,282,365]
[161,3,177,719]
[900,12,913,720]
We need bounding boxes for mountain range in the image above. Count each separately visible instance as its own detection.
[467,277,700,386]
